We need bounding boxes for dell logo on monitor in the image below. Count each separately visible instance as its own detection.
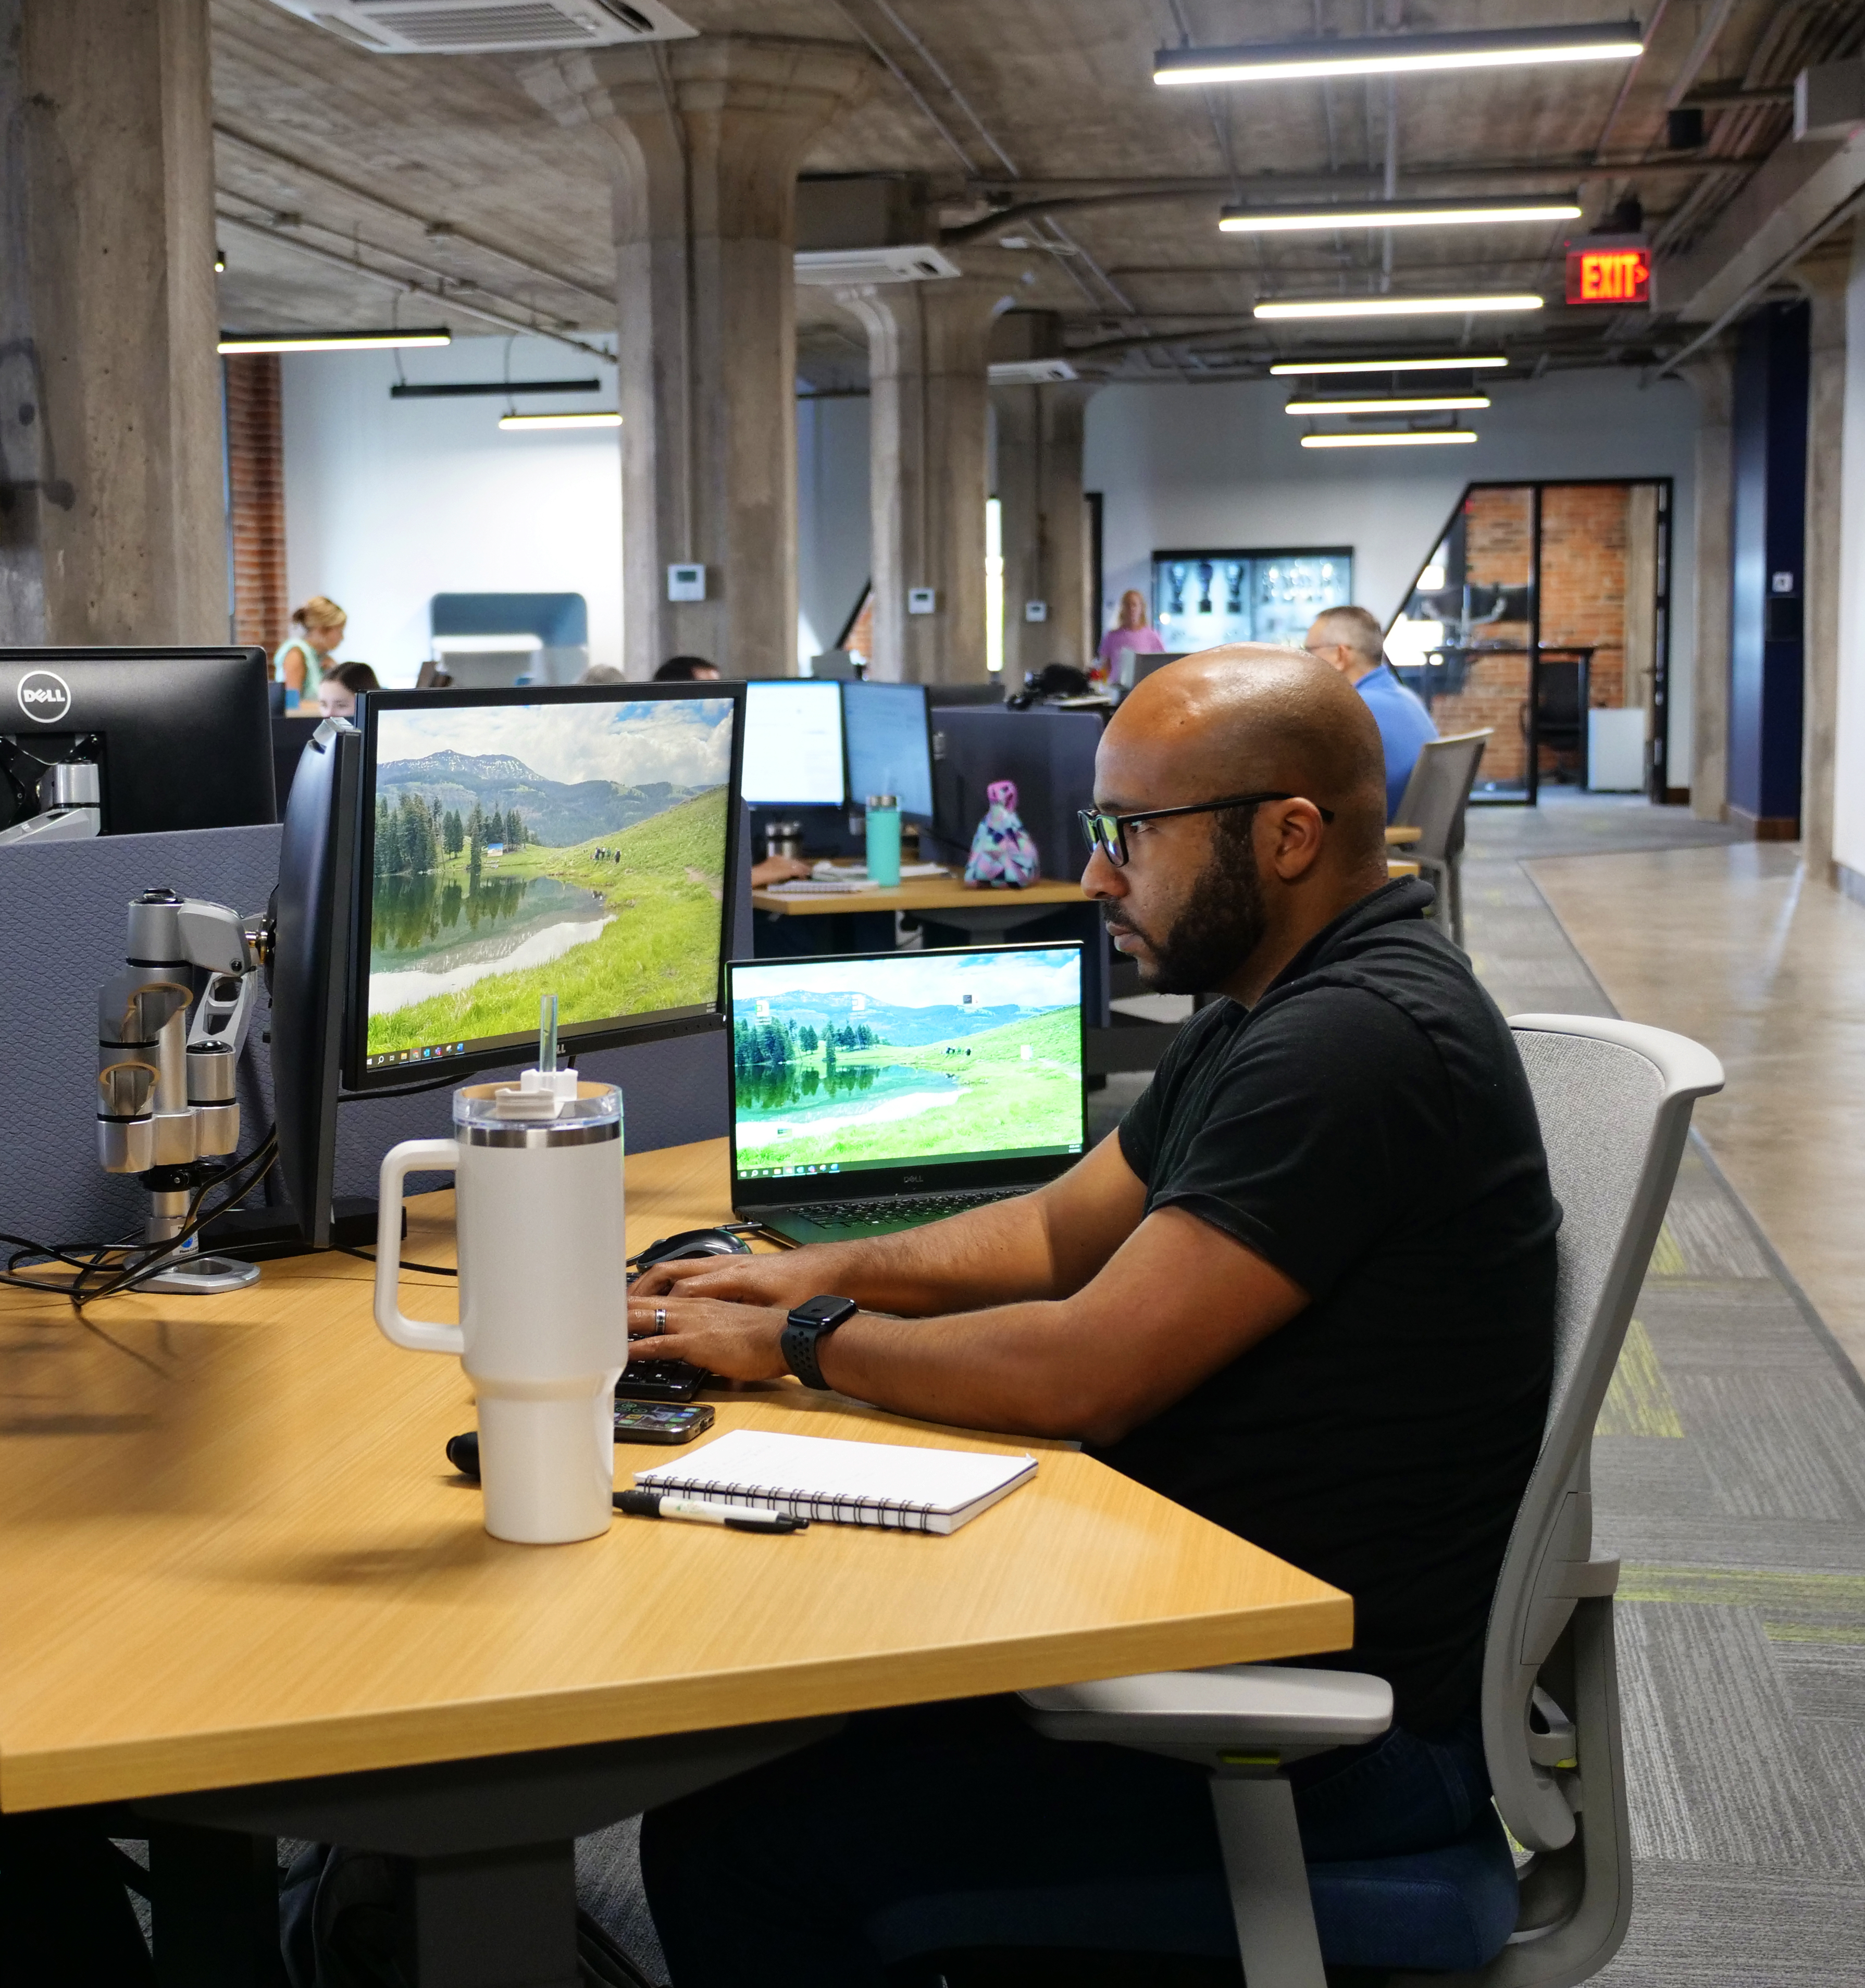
[16,670,72,723]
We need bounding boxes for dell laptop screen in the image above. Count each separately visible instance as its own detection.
[727,943,1086,1205]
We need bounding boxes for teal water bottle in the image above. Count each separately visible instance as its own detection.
[864,795,901,886]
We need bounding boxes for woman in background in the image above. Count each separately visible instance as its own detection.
[316,661,379,722]
[1092,589,1165,686]
[276,597,346,709]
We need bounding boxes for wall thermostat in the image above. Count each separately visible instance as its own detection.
[906,587,936,615]
[667,563,706,602]
[1024,600,1048,623]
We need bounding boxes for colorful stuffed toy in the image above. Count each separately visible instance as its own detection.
[964,779,1040,888]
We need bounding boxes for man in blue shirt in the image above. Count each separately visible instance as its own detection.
[1306,605,1438,819]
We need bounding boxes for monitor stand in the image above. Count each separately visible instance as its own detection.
[203,1196,396,1262]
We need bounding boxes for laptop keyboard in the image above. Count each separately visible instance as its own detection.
[780,1188,1023,1230]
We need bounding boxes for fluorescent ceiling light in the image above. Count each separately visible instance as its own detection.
[1300,431,1478,449]
[498,411,623,430]
[1270,356,1509,375]
[1156,22,1643,87]
[1256,294,1543,320]
[217,328,451,353]
[1286,394,1490,414]
[1222,196,1581,234]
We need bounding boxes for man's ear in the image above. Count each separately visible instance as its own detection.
[1266,799,1328,881]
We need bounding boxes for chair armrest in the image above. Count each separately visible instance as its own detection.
[1019,1664,1394,1767]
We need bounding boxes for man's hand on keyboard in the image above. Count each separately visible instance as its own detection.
[630,1245,854,1308]
[627,1292,791,1382]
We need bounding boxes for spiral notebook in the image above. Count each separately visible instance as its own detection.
[630,1428,1038,1534]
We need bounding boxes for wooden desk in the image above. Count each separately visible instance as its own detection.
[752,873,1087,921]
[1385,825,1422,847]
[0,1138,1347,1981]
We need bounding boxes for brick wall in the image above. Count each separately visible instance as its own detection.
[1425,484,1633,787]
[1431,487,1532,784]
[223,355,287,657]
[1540,483,1627,711]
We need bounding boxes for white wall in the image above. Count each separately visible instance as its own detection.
[795,393,870,666]
[1085,366,1702,780]
[1834,225,1865,886]
[282,334,621,686]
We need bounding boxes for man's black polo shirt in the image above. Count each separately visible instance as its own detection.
[1099,878,1557,1733]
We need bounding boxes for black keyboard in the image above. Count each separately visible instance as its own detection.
[782,1188,1022,1230]
[617,1359,708,1402]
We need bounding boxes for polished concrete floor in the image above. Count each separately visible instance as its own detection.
[1517,815,1865,1383]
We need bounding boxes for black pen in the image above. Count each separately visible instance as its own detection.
[615,1488,807,1533]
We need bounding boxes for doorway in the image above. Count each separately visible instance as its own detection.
[1386,479,1673,804]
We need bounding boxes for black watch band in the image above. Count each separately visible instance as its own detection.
[781,1295,858,1390]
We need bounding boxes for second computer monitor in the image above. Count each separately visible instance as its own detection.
[841,681,934,823]
[346,683,743,1088]
[741,681,846,809]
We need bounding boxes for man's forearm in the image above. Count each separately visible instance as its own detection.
[796,1193,1064,1318]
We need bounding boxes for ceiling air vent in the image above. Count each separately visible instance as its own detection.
[794,246,961,288]
[264,0,696,54]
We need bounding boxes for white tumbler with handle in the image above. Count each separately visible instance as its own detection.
[374,1075,626,1544]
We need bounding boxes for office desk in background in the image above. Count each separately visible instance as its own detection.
[0,1137,1349,1986]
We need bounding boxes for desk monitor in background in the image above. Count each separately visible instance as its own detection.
[1131,651,1192,687]
[0,647,275,837]
[345,682,744,1092]
[740,680,846,808]
[841,681,934,824]
[927,706,1100,880]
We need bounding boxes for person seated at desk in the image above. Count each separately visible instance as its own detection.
[632,651,1557,1988]
[315,661,379,721]
[1304,604,1438,820]
[654,655,722,682]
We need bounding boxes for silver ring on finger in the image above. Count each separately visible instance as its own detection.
[654,1307,667,1335]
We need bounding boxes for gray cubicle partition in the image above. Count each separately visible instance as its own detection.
[0,820,752,1253]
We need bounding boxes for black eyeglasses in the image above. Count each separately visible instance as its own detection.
[1078,791,1335,868]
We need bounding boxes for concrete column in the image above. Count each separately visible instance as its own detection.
[1682,346,1735,821]
[993,380,1097,679]
[0,0,227,644]
[1799,246,1850,885]
[524,39,869,679]
[838,280,1000,685]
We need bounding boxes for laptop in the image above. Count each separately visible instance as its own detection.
[728,941,1088,1246]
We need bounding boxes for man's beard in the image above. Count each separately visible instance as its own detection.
[1105,834,1269,996]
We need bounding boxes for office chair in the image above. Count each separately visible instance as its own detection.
[884,1014,1725,1988]
[1392,730,1491,947]
[1520,656,1592,785]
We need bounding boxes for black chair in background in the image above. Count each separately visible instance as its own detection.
[1522,651,1593,785]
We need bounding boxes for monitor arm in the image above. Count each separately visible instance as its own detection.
[95,889,270,1296]
[0,734,103,846]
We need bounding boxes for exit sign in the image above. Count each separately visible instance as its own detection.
[1566,246,1651,305]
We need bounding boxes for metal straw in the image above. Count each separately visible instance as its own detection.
[539,993,558,1074]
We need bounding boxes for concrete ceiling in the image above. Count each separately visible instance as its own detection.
[209,0,1865,381]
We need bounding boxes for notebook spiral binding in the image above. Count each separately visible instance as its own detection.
[655,1473,943,1532]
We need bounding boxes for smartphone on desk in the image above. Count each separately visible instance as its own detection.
[614,1400,714,1444]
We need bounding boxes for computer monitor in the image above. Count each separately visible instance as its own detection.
[267,716,362,1250]
[841,681,934,824]
[927,706,1100,880]
[0,647,275,835]
[740,681,846,807]
[727,942,1086,1194]
[344,683,743,1092]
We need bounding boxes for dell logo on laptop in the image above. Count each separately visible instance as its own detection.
[902,1174,924,1185]
[16,670,72,724]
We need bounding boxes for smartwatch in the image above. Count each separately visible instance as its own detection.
[781,1295,858,1390]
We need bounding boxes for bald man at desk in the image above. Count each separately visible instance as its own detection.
[631,652,1557,1987]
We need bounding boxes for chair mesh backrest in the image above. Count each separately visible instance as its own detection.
[1514,1033,1665,1437]
[1392,731,1489,864]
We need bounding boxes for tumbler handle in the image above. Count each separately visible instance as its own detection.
[374,1138,466,1356]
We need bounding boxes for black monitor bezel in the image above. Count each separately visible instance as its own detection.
[344,680,745,1094]
[725,939,1088,1209]
[840,679,935,828]
[740,678,848,810]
